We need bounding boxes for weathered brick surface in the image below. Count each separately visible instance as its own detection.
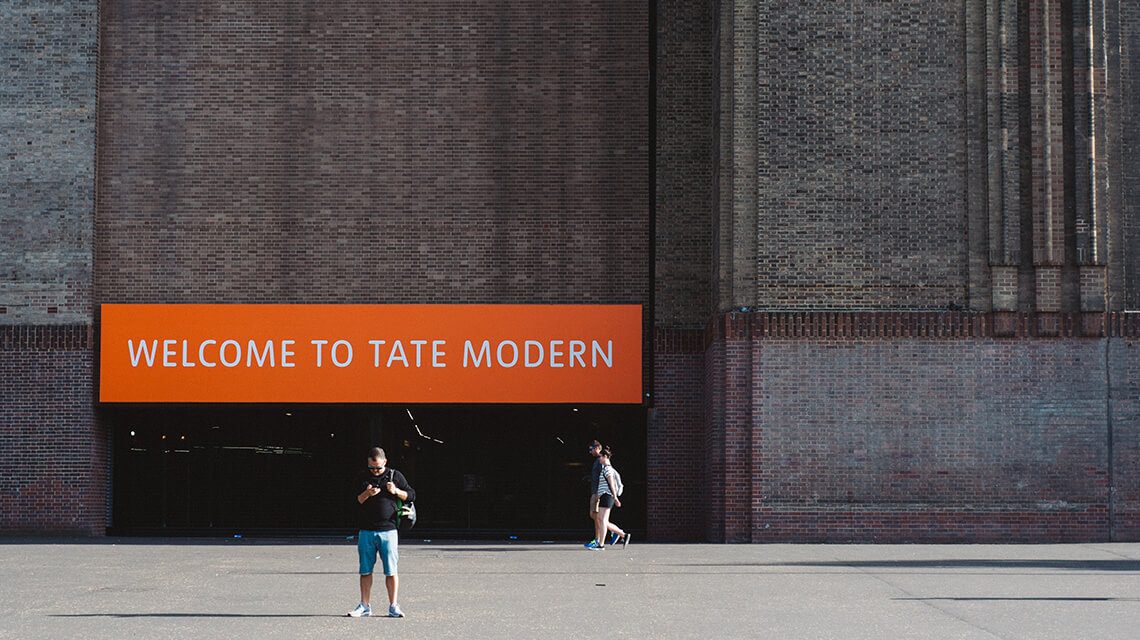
[753,508,1109,543]
[0,1,96,324]
[95,1,648,307]
[654,0,715,326]
[647,328,704,541]
[1122,1,1140,309]
[720,314,754,543]
[702,330,726,542]
[4,0,1139,544]
[1,2,99,535]
[749,1,967,310]
[756,339,1106,505]
[1110,337,1140,540]
[0,327,103,534]
[691,312,1140,543]
[645,0,1140,544]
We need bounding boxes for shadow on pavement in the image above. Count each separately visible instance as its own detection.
[673,559,1140,571]
[50,613,343,619]
[893,593,1135,597]
[0,537,545,551]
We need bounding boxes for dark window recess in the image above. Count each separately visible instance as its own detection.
[106,404,646,539]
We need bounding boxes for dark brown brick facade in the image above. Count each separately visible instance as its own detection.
[95,1,648,307]
[644,0,1140,543]
[1122,1,1140,308]
[647,329,705,541]
[3,0,1139,542]
[754,1,968,311]
[0,326,104,535]
[1,2,100,535]
[654,0,715,326]
[1111,336,1140,540]
[667,313,1139,542]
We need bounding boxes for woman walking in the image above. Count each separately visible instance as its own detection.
[591,446,629,550]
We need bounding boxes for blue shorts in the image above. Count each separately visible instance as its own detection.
[357,529,399,576]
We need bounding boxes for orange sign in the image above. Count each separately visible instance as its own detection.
[99,304,643,404]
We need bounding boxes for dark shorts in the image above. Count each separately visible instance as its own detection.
[598,494,615,508]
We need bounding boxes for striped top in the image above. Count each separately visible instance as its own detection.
[597,464,615,497]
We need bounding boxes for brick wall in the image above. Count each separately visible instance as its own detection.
[702,323,727,543]
[654,0,715,326]
[755,338,1107,542]
[1110,335,1140,540]
[648,0,716,540]
[0,327,104,535]
[693,311,1139,543]
[0,0,96,324]
[1122,1,1140,308]
[4,0,1137,543]
[709,0,1135,316]
[660,0,1140,545]
[647,328,704,541]
[95,1,648,307]
[0,2,100,534]
[747,1,967,311]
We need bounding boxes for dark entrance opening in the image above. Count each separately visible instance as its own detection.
[105,404,645,539]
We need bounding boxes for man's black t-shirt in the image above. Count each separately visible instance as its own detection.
[356,468,415,532]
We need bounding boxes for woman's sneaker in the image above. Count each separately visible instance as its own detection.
[347,603,371,617]
[584,539,600,549]
[389,603,405,618]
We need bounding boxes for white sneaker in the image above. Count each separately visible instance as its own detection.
[347,602,371,617]
[389,603,405,618]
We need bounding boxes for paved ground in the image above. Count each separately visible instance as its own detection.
[1,537,1139,639]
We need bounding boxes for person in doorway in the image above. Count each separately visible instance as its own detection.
[347,447,415,618]
[592,445,629,550]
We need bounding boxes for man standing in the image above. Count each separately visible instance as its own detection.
[348,447,415,618]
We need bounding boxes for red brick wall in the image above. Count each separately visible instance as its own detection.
[96,1,648,307]
[687,312,1139,543]
[0,327,104,535]
[702,329,726,542]
[1110,336,1140,540]
[650,0,715,540]
[647,329,705,541]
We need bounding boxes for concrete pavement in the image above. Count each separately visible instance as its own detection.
[1,538,1139,639]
